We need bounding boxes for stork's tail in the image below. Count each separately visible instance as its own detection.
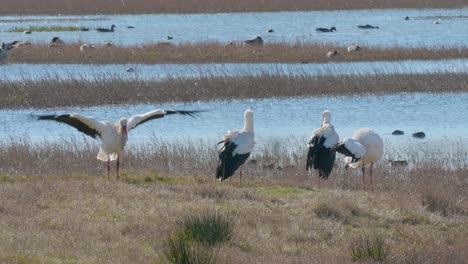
[97,148,118,161]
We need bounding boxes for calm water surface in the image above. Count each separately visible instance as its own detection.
[1,59,467,81]
[0,9,467,47]
[1,94,467,153]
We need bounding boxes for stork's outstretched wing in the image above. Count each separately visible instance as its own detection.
[37,113,105,139]
[127,109,203,130]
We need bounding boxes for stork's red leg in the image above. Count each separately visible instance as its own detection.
[116,156,120,179]
[362,166,366,189]
[370,162,374,192]
[240,168,243,187]
[107,157,110,180]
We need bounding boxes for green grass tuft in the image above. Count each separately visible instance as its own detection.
[163,210,234,263]
[163,237,216,264]
[178,210,234,246]
[257,186,313,196]
[350,231,388,262]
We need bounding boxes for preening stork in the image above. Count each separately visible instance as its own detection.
[331,128,384,190]
[306,110,339,179]
[36,109,201,179]
[216,109,255,183]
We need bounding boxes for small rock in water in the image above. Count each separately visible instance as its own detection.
[392,130,404,135]
[412,131,426,138]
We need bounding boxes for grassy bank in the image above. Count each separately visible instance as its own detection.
[0,0,465,15]
[1,73,467,109]
[0,138,466,263]
[6,43,468,64]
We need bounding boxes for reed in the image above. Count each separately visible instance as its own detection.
[1,73,467,109]
[0,0,465,15]
[7,43,468,64]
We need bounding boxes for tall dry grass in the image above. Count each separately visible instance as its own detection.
[6,43,468,64]
[1,73,467,109]
[0,0,465,15]
[0,137,467,263]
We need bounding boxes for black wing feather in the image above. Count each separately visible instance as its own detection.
[306,135,325,171]
[216,141,250,181]
[331,143,361,168]
[306,136,336,178]
[133,110,203,129]
[37,114,101,139]
[331,143,354,157]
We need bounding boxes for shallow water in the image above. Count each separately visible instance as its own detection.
[2,94,467,155]
[1,59,467,81]
[0,9,467,47]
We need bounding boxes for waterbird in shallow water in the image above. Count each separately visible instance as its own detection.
[49,37,65,47]
[7,40,31,49]
[244,36,263,45]
[332,128,384,191]
[36,110,202,179]
[358,24,379,29]
[306,110,339,179]
[347,43,361,52]
[216,109,255,184]
[80,43,94,52]
[316,27,336,32]
[96,24,116,32]
[326,50,339,57]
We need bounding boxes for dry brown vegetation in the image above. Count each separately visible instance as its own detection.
[6,43,468,64]
[1,73,467,109]
[0,0,465,15]
[0,138,467,263]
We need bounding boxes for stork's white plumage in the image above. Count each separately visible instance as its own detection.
[37,109,201,178]
[306,110,339,179]
[216,109,255,183]
[332,128,384,190]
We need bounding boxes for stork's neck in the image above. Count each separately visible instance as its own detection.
[243,117,254,132]
[322,117,330,127]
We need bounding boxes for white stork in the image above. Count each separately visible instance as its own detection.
[216,109,255,183]
[37,109,201,179]
[306,110,339,179]
[331,128,384,190]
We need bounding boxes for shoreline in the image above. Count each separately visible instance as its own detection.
[6,43,468,64]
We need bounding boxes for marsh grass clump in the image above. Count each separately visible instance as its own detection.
[350,231,388,262]
[421,190,461,216]
[163,237,216,264]
[178,210,235,246]
[163,210,234,263]
[313,201,343,220]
